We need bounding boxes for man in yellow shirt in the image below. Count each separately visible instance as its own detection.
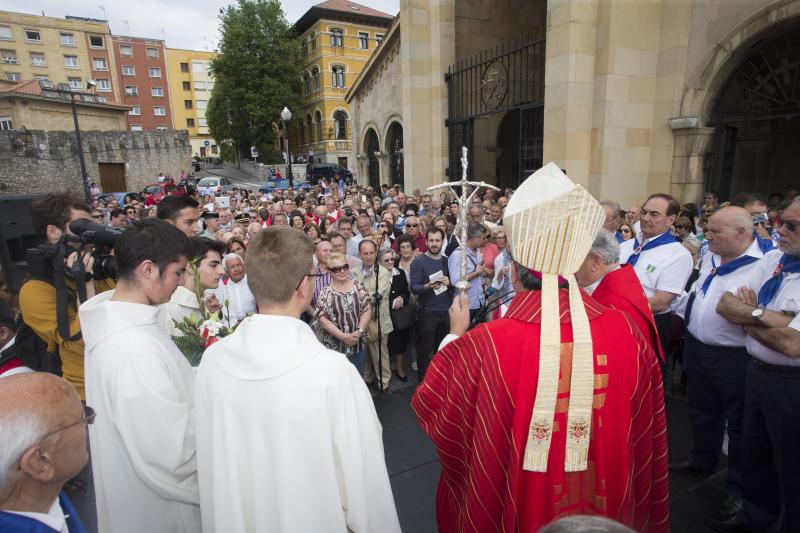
[18,193,113,399]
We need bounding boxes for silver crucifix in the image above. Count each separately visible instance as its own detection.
[428,146,500,293]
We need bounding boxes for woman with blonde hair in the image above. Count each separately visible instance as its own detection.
[315,252,372,372]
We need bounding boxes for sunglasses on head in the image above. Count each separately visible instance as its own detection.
[777,218,799,232]
[330,264,350,273]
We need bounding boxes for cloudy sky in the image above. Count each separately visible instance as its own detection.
[4,0,399,50]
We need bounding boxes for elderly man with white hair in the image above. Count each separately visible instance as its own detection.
[246,222,261,243]
[213,253,256,324]
[0,372,91,532]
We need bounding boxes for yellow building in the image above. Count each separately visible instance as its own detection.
[165,48,217,157]
[0,11,120,102]
[291,0,393,173]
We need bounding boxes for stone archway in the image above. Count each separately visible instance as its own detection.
[705,28,800,198]
[671,0,800,201]
[386,122,404,189]
[363,128,381,190]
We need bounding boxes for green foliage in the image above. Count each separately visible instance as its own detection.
[219,143,237,162]
[208,0,303,158]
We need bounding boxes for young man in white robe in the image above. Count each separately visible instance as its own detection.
[79,220,201,533]
[195,226,401,533]
[161,237,225,335]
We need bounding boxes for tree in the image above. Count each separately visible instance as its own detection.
[208,0,303,164]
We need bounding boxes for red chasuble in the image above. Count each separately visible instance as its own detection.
[412,289,669,533]
[591,264,664,364]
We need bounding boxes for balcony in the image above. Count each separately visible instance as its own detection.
[293,139,352,154]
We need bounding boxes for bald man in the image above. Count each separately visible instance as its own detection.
[0,373,91,533]
[673,206,777,525]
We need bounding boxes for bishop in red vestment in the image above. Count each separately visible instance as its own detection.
[412,289,669,532]
[413,164,668,533]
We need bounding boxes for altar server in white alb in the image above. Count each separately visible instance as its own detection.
[619,193,694,357]
[195,226,400,533]
[79,220,201,533]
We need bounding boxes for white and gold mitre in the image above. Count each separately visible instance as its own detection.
[503,162,605,275]
[503,163,605,473]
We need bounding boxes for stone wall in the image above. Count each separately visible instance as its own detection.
[349,30,403,186]
[0,129,192,195]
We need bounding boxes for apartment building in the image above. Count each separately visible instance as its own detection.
[112,35,171,131]
[166,48,217,157]
[0,11,119,102]
[291,0,393,172]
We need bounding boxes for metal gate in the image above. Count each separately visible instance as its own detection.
[445,33,545,182]
[366,130,380,190]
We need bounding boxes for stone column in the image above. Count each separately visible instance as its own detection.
[399,0,456,192]
[542,0,599,188]
[670,126,715,204]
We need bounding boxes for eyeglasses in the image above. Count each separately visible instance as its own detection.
[91,214,103,220]
[620,228,632,233]
[40,405,96,441]
[406,223,419,228]
[379,223,389,228]
[777,218,799,232]
[329,264,350,274]
[674,225,686,230]
[295,272,326,291]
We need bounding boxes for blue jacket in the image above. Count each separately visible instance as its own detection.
[0,492,87,533]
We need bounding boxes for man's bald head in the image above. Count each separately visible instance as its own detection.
[706,206,755,259]
[0,373,86,492]
[711,206,754,234]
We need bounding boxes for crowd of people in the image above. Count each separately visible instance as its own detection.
[0,165,798,533]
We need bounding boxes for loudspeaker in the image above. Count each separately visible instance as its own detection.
[0,195,44,294]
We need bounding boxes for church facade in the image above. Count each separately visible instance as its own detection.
[346,0,800,205]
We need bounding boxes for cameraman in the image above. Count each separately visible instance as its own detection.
[18,193,113,399]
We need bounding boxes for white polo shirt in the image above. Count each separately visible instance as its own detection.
[732,251,800,366]
[686,239,770,347]
[619,231,694,315]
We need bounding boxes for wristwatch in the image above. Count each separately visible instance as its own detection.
[751,306,765,321]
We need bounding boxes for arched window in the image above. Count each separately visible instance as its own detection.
[332,65,345,88]
[333,110,348,140]
[306,114,314,143]
[303,72,310,96]
[315,110,322,143]
[312,67,320,92]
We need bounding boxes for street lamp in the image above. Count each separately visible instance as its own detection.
[280,106,294,188]
[50,81,92,203]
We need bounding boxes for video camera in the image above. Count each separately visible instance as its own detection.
[0,196,123,295]
[26,219,123,283]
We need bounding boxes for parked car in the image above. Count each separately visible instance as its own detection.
[97,192,144,206]
[142,182,186,205]
[260,178,311,194]
[191,160,201,172]
[305,163,352,184]
[196,176,235,196]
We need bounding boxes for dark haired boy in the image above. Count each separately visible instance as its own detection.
[78,219,201,533]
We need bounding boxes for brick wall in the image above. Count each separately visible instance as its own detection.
[0,129,191,195]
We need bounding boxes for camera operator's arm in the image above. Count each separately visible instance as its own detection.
[66,251,96,303]
[18,280,87,398]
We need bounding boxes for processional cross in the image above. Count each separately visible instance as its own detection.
[427,146,500,292]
